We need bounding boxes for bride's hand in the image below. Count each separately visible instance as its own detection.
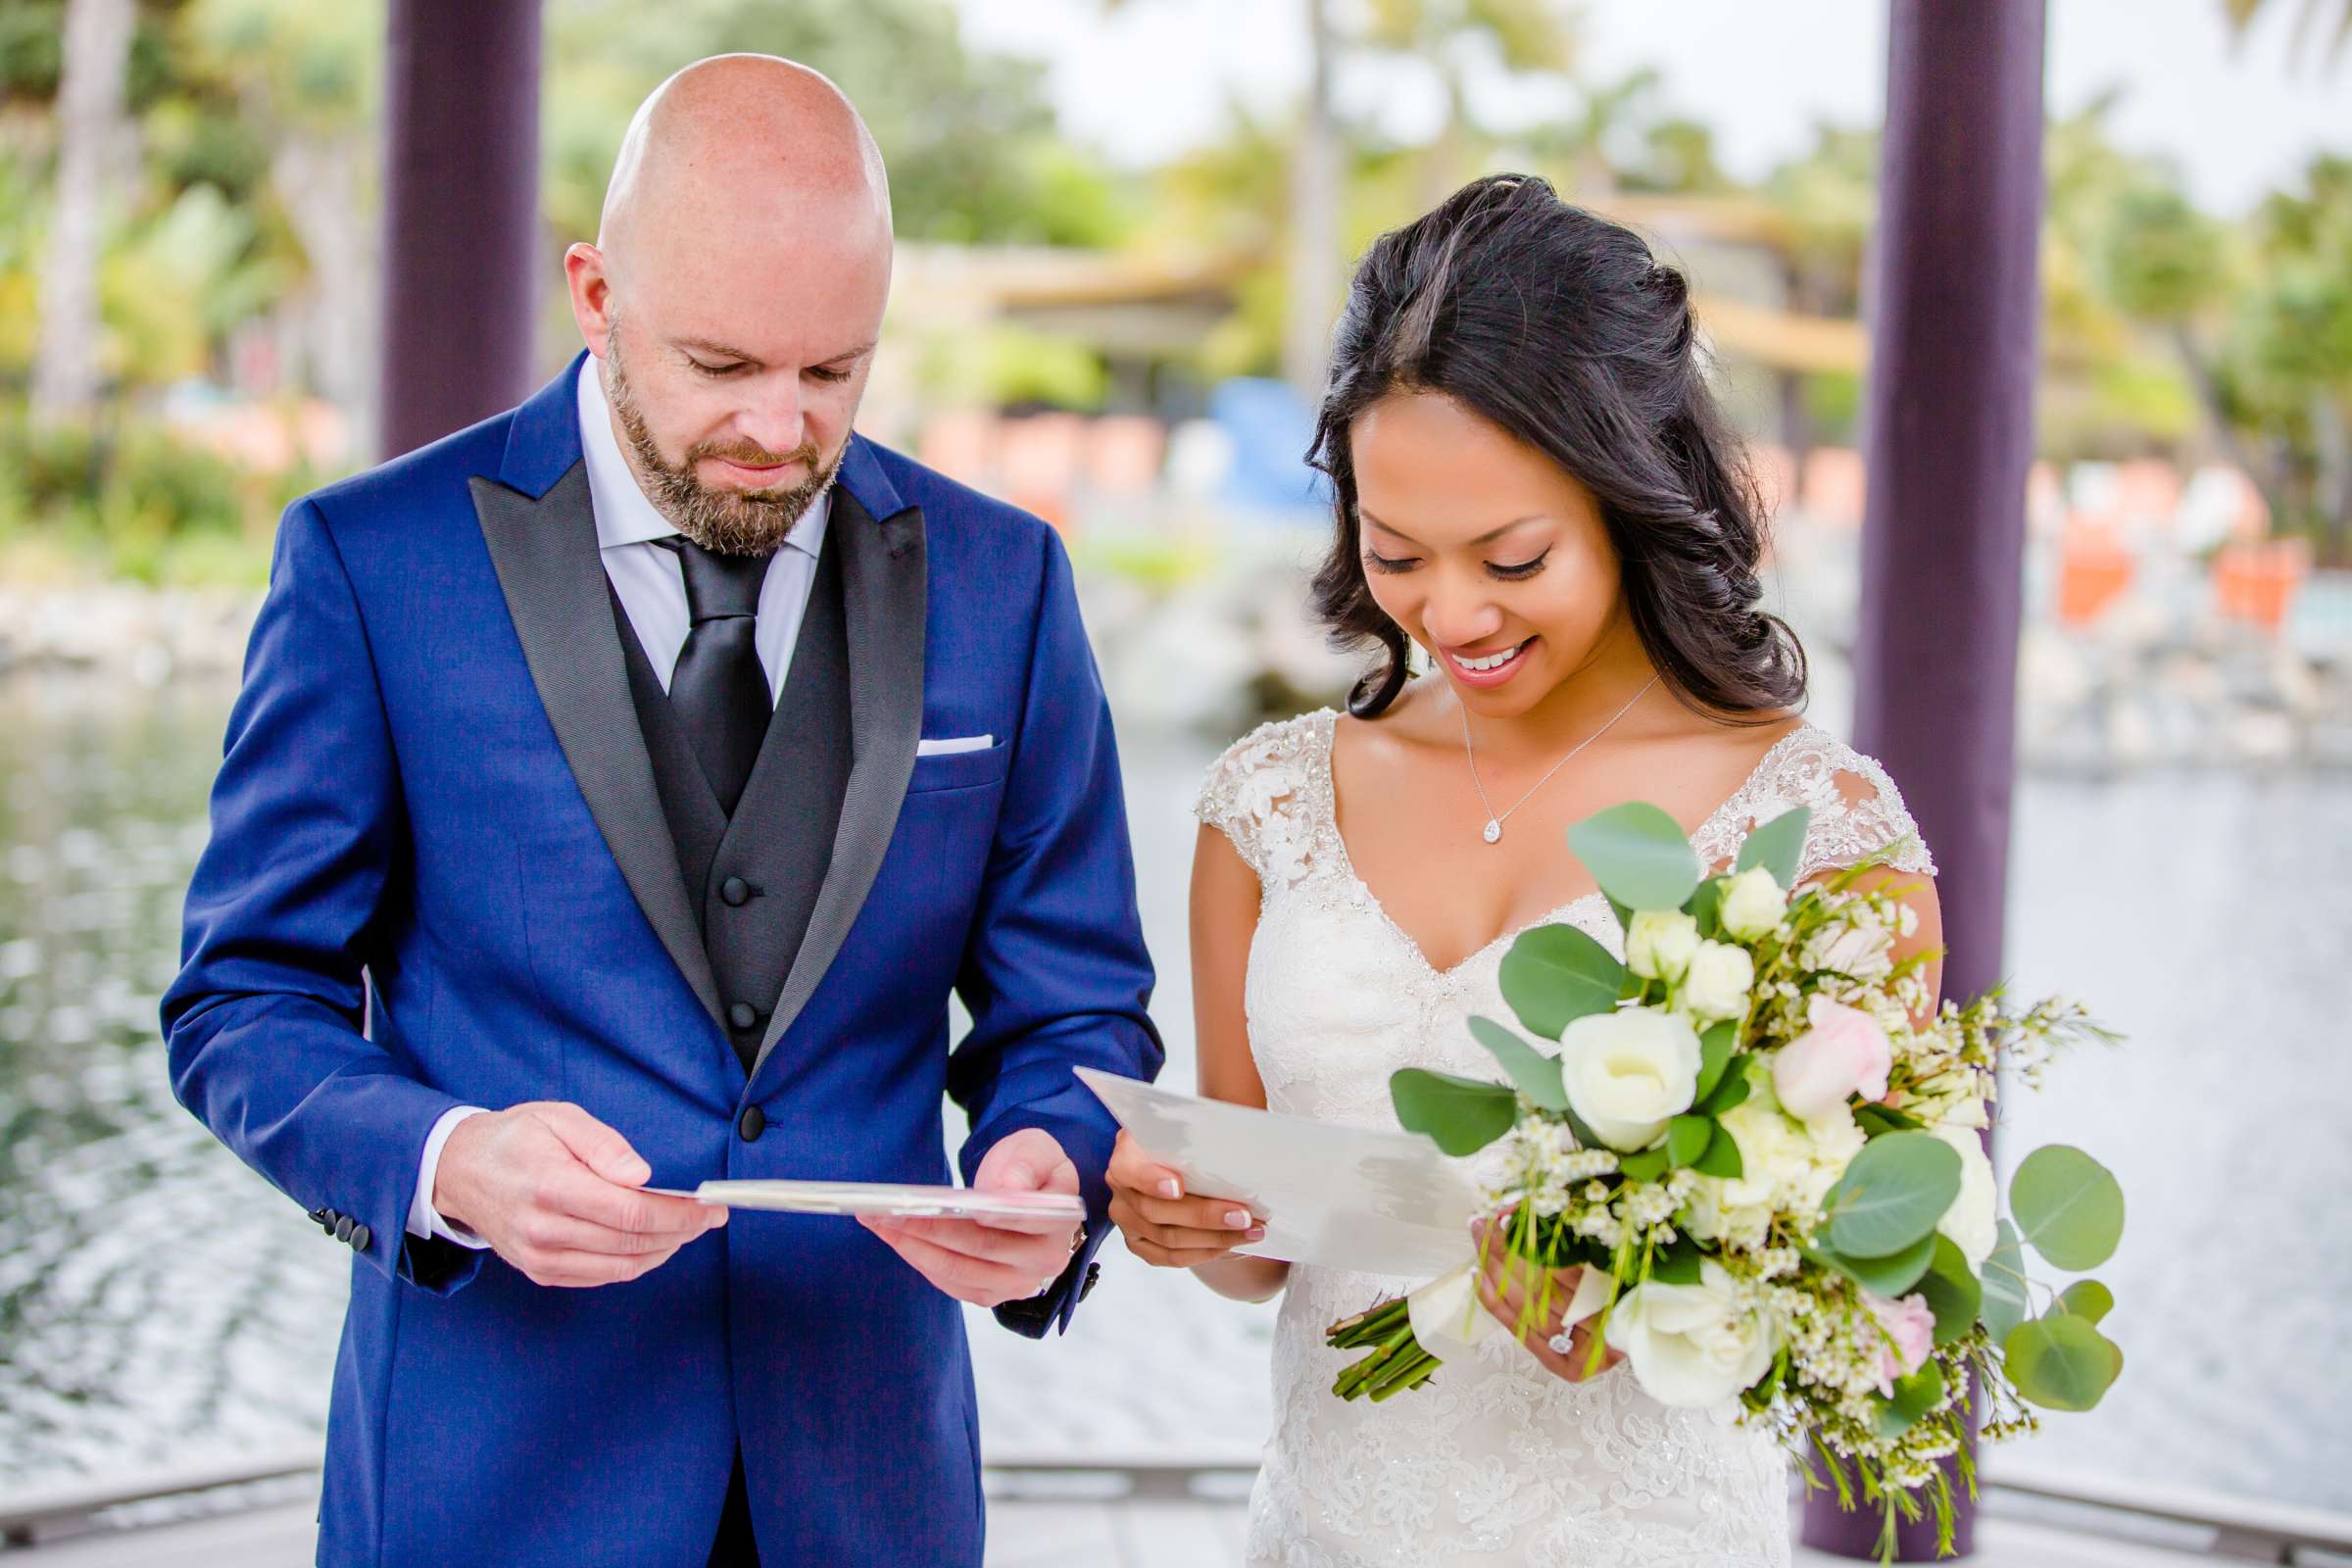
[1105,1129,1266,1267]
[1470,1215,1627,1384]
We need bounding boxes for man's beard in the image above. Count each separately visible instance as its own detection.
[603,336,842,558]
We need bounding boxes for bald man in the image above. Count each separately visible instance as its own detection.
[163,56,1161,1567]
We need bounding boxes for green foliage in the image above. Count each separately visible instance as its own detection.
[1566,803,1700,913]
[1467,1015,1570,1112]
[1822,1131,1962,1260]
[1733,805,1810,888]
[1390,1067,1516,1156]
[2005,1313,2125,1412]
[1914,1236,1983,1345]
[1980,1220,2032,1340]
[2009,1146,2126,1272]
[1497,923,1624,1041]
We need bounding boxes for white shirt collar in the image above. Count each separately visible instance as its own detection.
[574,356,829,560]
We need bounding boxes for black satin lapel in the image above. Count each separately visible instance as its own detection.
[747,491,925,1082]
[469,465,725,1027]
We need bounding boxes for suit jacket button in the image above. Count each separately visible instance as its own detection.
[350,1224,370,1251]
[1078,1261,1102,1302]
[728,1002,760,1031]
[737,1105,766,1142]
[334,1215,356,1243]
[319,1208,341,1230]
[720,876,751,906]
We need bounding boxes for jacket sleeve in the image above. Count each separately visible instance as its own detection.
[160,498,483,1296]
[947,525,1164,1338]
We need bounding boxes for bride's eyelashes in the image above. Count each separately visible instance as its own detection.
[1360,547,1553,581]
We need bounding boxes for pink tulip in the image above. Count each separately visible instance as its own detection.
[1772,997,1892,1122]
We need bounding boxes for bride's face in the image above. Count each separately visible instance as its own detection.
[1349,390,1626,719]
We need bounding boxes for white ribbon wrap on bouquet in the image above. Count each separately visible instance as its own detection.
[1404,1258,1613,1362]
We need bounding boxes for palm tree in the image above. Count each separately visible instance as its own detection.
[2221,0,2352,69]
[1355,0,1577,207]
[30,0,135,427]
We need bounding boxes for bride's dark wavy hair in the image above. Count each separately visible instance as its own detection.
[1308,172,1807,720]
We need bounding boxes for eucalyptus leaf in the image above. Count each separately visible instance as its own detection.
[1874,1359,1946,1440]
[1468,1015,1571,1112]
[1648,1234,1703,1284]
[1915,1235,1983,1346]
[2011,1146,2126,1271]
[1692,1119,1744,1178]
[1808,1231,1938,1298]
[1736,805,1813,889]
[1390,1068,1516,1156]
[1666,1114,1715,1169]
[1693,1021,1738,1102]
[1981,1220,2032,1340]
[1498,924,1626,1041]
[1567,803,1701,913]
[2055,1279,2115,1327]
[2006,1314,2125,1412]
[1607,894,1635,934]
[1825,1131,1963,1259]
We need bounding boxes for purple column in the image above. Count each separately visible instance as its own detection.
[1805,1,2046,1559]
[377,0,545,460]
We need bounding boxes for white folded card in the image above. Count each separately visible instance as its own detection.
[646,1180,1082,1225]
[1074,1067,1481,1278]
[915,734,995,757]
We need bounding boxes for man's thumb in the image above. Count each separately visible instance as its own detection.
[543,1103,652,1186]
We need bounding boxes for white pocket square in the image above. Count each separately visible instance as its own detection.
[916,735,995,758]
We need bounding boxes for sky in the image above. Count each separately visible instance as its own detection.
[951,0,2350,216]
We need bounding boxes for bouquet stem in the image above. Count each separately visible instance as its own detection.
[1326,1298,1445,1401]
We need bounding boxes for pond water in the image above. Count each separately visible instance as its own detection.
[2,673,2346,1517]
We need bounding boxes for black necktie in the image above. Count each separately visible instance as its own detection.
[663,537,773,816]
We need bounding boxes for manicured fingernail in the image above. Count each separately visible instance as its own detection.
[1156,1178,1182,1199]
[1245,1227,1266,1242]
[1224,1208,1251,1229]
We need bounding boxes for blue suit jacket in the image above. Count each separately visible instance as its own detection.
[161,355,1162,1567]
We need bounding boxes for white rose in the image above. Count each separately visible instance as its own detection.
[1929,1123,1997,1268]
[1557,1007,1703,1152]
[1716,1099,1811,1207]
[1797,1106,1866,1214]
[1718,867,1788,941]
[1680,1174,1773,1249]
[1677,941,1755,1024]
[1606,1260,1779,1409]
[1626,909,1701,981]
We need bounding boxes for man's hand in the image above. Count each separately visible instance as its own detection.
[858,1128,1083,1308]
[433,1102,726,1288]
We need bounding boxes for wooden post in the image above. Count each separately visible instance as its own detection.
[1804,1,2046,1557]
[377,0,545,459]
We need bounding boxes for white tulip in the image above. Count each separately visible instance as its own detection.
[1929,1123,1997,1268]
[1718,867,1788,941]
[1677,941,1755,1024]
[1557,1007,1703,1152]
[1606,1261,1779,1409]
[1626,908,1701,981]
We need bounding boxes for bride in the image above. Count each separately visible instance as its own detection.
[1105,174,1945,1567]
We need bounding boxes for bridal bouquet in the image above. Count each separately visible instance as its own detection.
[1324,801,2125,1557]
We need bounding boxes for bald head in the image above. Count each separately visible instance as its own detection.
[564,55,895,556]
[599,54,891,275]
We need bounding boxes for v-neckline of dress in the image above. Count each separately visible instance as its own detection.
[1314,711,1815,982]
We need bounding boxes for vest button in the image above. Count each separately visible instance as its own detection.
[720,876,751,906]
[728,1002,760,1030]
[737,1104,766,1142]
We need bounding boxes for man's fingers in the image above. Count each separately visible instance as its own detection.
[873,1222,1039,1300]
[515,1209,702,1258]
[538,1164,718,1240]
[533,1102,653,1187]
[519,1242,681,1289]
[874,1213,1062,1265]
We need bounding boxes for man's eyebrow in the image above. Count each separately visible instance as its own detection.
[672,338,879,367]
[1360,510,1549,547]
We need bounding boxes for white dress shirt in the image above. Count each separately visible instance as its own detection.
[405,358,833,1249]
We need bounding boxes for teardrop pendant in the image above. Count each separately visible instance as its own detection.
[1482,819,1502,845]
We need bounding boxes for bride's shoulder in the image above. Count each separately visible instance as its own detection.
[1193,708,1340,878]
[1738,722,1937,879]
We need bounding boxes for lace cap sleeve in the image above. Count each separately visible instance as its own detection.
[1734,729,1938,884]
[1192,710,1334,889]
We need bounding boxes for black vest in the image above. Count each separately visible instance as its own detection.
[609,534,853,1071]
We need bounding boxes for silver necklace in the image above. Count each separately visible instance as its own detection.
[1457,675,1658,845]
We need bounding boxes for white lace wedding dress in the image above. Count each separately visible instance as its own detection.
[1195,709,1937,1568]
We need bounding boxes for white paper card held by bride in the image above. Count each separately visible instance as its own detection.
[1075,1067,1484,1278]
